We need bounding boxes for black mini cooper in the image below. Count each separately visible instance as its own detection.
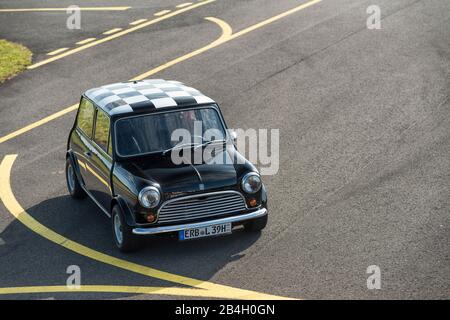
[66,79,267,251]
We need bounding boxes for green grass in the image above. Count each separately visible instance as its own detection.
[0,39,32,83]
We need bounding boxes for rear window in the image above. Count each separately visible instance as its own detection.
[77,98,95,137]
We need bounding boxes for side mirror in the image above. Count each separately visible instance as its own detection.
[229,130,237,144]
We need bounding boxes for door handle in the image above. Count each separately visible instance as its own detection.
[84,151,92,158]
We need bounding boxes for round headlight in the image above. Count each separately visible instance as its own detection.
[138,186,161,208]
[241,172,262,194]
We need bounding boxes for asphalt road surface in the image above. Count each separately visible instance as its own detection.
[0,0,449,300]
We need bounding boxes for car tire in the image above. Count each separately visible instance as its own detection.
[245,214,268,232]
[66,158,86,199]
[111,205,140,252]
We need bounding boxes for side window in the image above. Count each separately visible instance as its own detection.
[76,98,95,137]
[107,131,113,156]
[94,109,110,152]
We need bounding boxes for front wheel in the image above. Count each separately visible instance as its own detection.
[111,205,140,252]
[245,214,268,232]
[66,158,86,199]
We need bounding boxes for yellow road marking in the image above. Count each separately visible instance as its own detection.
[154,9,171,16]
[103,28,122,35]
[176,3,193,9]
[0,104,78,144]
[0,0,324,299]
[0,0,322,145]
[0,17,229,145]
[131,0,322,80]
[76,38,96,45]
[0,285,234,298]
[0,7,131,12]
[130,18,147,25]
[0,154,293,300]
[230,0,322,40]
[132,17,232,81]
[26,0,216,70]
[47,48,69,56]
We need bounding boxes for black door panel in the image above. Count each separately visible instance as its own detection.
[84,108,113,212]
[84,145,112,212]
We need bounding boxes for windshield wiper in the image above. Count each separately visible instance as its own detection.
[162,140,227,155]
[162,142,199,155]
[194,139,227,150]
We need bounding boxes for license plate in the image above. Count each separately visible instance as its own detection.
[179,223,232,241]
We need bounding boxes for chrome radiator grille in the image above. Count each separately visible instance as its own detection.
[157,191,247,224]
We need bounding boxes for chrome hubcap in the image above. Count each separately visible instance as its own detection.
[67,164,75,192]
[114,214,123,245]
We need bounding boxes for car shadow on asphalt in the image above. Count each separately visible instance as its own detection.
[0,195,262,289]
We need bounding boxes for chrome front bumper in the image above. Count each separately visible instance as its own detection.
[132,208,267,235]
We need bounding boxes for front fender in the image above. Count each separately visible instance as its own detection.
[112,196,137,227]
[261,184,268,209]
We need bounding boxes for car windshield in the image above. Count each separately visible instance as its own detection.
[115,107,227,157]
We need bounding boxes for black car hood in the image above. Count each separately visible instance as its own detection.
[121,146,250,193]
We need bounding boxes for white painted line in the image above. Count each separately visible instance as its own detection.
[26,0,215,70]
[0,7,131,12]
[103,28,122,35]
[154,9,171,16]
[76,38,96,45]
[176,3,193,8]
[47,48,69,56]
[130,18,147,25]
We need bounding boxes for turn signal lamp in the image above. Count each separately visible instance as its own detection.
[248,198,258,207]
